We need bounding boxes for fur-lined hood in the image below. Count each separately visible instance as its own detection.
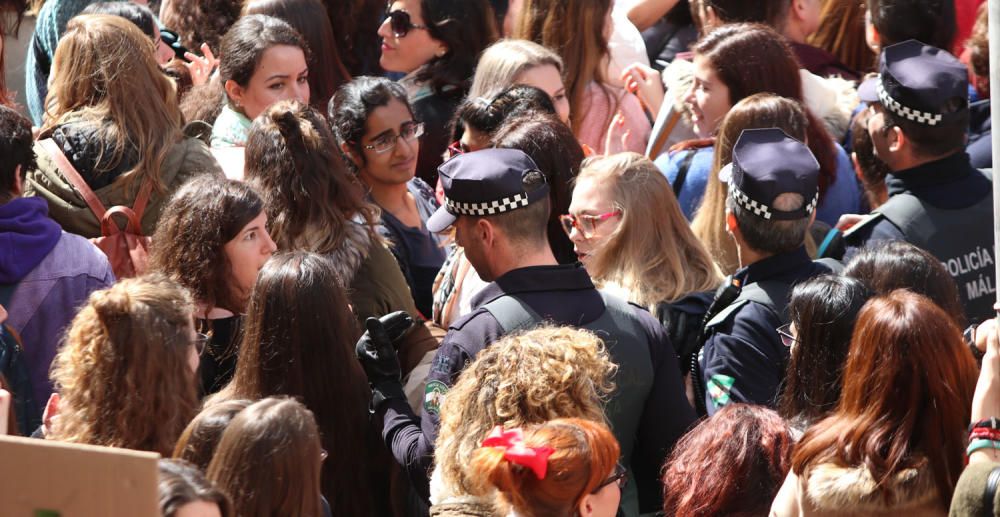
[803,461,942,514]
[322,220,375,287]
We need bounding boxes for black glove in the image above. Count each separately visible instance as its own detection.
[355,311,413,409]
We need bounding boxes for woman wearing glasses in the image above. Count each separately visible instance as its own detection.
[469,418,625,517]
[565,153,721,384]
[330,76,446,318]
[377,0,497,185]
[45,274,201,457]
[150,176,278,395]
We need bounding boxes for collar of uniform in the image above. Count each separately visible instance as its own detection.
[885,151,972,197]
[470,264,595,310]
[737,246,812,285]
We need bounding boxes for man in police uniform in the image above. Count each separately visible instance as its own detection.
[355,148,695,515]
[845,40,995,323]
[697,128,835,415]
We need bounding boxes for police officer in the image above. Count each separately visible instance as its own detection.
[845,40,995,324]
[697,128,836,415]
[355,148,695,516]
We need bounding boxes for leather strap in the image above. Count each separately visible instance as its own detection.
[983,466,1000,517]
[40,138,154,223]
[39,138,107,220]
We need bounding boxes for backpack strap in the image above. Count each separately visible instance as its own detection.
[481,295,543,334]
[39,138,107,220]
[40,138,155,227]
[671,149,697,198]
[983,466,1000,517]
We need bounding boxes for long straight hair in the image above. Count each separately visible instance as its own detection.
[206,397,323,517]
[42,15,183,192]
[218,252,372,514]
[578,152,722,309]
[791,290,978,507]
[691,93,811,274]
[513,0,615,134]
[691,24,837,198]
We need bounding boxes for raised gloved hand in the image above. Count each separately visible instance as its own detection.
[355,311,413,409]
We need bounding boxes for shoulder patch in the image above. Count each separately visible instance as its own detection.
[708,374,735,409]
[423,380,449,416]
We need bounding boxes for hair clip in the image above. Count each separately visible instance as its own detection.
[482,426,555,480]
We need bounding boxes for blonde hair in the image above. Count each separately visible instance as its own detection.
[43,14,183,192]
[435,326,617,496]
[469,39,564,100]
[579,153,722,309]
[49,274,198,456]
[690,94,815,274]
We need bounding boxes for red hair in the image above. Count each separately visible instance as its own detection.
[792,290,978,507]
[661,404,793,516]
[470,418,620,517]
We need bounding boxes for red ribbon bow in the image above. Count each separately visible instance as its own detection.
[482,426,555,480]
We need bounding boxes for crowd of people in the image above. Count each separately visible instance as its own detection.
[0,0,999,515]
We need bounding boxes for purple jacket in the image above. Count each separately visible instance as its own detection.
[1,197,114,419]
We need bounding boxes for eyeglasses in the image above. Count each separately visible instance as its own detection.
[385,9,429,38]
[362,122,424,154]
[192,332,210,356]
[447,140,468,159]
[777,323,799,347]
[559,210,622,239]
[593,463,627,493]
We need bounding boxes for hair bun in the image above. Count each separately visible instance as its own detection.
[93,286,131,324]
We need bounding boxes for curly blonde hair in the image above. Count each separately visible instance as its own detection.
[435,325,617,496]
[49,274,199,456]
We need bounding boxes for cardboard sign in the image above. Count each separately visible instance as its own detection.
[0,435,159,516]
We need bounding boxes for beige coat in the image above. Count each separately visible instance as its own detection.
[771,461,947,517]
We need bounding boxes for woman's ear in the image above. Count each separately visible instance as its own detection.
[577,493,596,516]
[340,142,363,169]
[224,79,245,110]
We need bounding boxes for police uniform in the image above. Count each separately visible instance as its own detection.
[698,129,836,415]
[377,149,695,516]
[845,40,995,324]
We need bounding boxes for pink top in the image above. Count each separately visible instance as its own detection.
[576,82,652,155]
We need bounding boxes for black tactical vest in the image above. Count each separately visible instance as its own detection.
[875,173,995,323]
[481,291,652,517]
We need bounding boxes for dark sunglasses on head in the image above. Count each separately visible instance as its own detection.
[385,9,429,38]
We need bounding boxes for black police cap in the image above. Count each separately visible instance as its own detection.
[427,148,550,232]
[858,40,968,126]
[721,128,819,221]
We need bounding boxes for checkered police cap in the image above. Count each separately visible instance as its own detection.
[723,128,820,221]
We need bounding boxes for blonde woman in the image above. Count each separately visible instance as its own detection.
[566,152,722,374]
[430,325,616,514]
[25,14,222,238]
[469,39,571,125]
[47,274,201,456]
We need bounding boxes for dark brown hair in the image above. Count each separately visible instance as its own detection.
[693,24,838,197]
[172,399,253,472]
[662,404,793,516]
[158,0,240,51]
[791,290,978,507]
[844,240,966,327]
[159,459,233,517]
[150,176,265,313]
[491,111,584,265]
[244,100,378,254]
[243,0,350,110]
[206,397,323,517]
[413,0,498,96]
[220,251,371,514]
[779,275,871,426]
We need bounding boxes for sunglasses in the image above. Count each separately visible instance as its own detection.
[777,323,799,347]
[593,463,628,493]
[559,210,622,239]
[385,9,429,38]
